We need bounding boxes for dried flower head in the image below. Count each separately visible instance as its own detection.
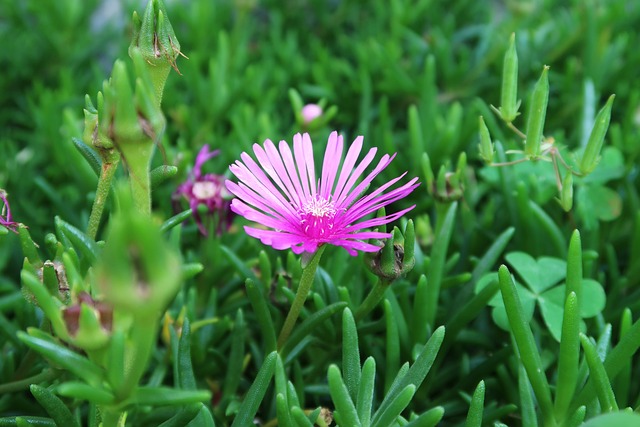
[173,145,232,235]
[226,132,419,255]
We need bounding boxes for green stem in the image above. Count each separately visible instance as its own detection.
[88,157,120,240]
[354,279,390,321]
[119,142,154,216]
[118,314,158,398]
[277,246,326,350]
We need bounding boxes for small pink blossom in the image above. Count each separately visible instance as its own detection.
[225,132,419,255]
[0,190,18,233]
[173,145,232,236]
[301,104,323,124]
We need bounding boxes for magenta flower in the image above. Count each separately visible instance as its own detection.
[173,145,232,236]
[225,132,419,255]
[0,190,18,233]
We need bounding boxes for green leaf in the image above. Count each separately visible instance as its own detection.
[230,352,276,427]
[554,292,580,421]
[245,278,277,353]
[56,382,115,405]
[72,137,101,176]
[0,417,57,426]
[357,357,376,426]
[577,184,622,223]
[133,386,211,406]
[150,165,178,190]
[405,407,445,427]
[276,394,295,427]
[342,308,361,402]
[291,406,314,427]
[328,364,361,427]
[374,327,444,425]
[18,331,104,386]
[30,385,80,427]
[371,385,415,427]
[498,265,554,425]
[281,302,347,359]
[505,252,566,293]
[177,317,196,390]
[160,209,193,233]
[580,334,618,412]
[157,403,203,427]
[223,309,246,399]
[543,280,605,319]
[55,217,99,265]
[581,411,640,427]
[464,381,484,427]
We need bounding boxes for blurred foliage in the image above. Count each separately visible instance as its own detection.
[1,0,640,425]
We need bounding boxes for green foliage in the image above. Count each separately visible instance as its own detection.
[2,0,640,425]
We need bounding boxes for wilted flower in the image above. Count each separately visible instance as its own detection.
[301,104,323,124]
[173,145,232,235]
[225,131,419,255]
[0,189,18,233]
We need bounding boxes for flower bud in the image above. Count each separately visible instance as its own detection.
[557,170,573,212]
[524,66,550,160]
[301,104,323,124]
[424,153,466,202]
[97,53,166,214]
[478,116,494,163]
[129,0,182,105]
[579,94,615,175]
[96,186,181,316]
[366,220,415,282]
[500,33,519,123]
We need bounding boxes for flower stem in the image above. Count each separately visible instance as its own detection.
[120,142,154,216]
[277,246,326,350]
[354,279,390,321]
[87,157,120,240]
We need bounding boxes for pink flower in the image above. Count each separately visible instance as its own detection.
[173,145,232,236]
[301,104,323,124]
[225,132,419,255]
[0,190,18,233]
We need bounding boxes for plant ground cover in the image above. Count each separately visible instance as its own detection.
[1,0,640,425]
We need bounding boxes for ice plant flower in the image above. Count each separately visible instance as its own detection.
[173,145,231,235]
[0,189,18,233]
[225,131,419,255]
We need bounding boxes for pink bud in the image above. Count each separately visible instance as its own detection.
[301,104,323,124]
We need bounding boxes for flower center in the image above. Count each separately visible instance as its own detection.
[192,181,218,200]
[299,196,336,238]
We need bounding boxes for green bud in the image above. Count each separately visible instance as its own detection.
[524,66,550,160]
[98,54,166,215]
[424,154,466,203]
[436,166,448,196]
[500,33,519,122]
[96,186,181,316]
[558,171,573,212]
[478,116,494,163]
[365,221,415,282]
[579,94,615,175]
[129,0,182,105]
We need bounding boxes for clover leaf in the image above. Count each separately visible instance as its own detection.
[475,252,606,341]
